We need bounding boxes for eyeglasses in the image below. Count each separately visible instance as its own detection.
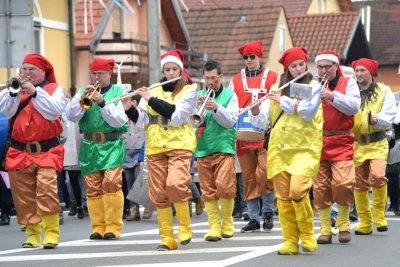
[90,71,110,77]
[204,76,220,81]
[243,55,256,61]
[317,64,335,71]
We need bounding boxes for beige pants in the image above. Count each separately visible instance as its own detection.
[197,153,236,201]
[147,149,193,208]
[9,163,60,225]
[84,166,123,197]
[355,159,388,190]
[313,160,355,209]
[238,147,273,201]
[273,171,312,201]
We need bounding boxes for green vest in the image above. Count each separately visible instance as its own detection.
[195,87,236,158]
[78,85,129,175]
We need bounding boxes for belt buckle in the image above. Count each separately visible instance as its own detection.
[26,141,42,155]
[360,135,369,144]
[92,132,105,144]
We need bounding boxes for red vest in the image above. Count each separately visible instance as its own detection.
[321,77,355,161]
[6,83,64,172]
[232,69,278,156]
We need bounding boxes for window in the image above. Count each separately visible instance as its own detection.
[33,22,42,54]
[318,0,326,13]
[279,25,285,55]
[359,5,371,41]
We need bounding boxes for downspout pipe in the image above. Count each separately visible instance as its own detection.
[68,0,76,96]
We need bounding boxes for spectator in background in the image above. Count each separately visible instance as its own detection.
[386,123,400,216]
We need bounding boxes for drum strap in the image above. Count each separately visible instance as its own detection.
[241,69,269,104]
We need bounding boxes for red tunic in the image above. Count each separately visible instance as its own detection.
[232,69,278,156]
[6,83,64,172]
[322,77,354,161]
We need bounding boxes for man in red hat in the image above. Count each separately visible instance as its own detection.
[66,57,129,241]
[0,53,66,249]
[313,51,361,245]
[228,40,278,232]
[351,58,397,235]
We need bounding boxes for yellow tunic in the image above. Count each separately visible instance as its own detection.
[353,83,388,167]
[267,81,323,179]
[145,84,196,155]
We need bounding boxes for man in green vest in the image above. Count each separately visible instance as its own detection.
[193,60,239,241]
[66,58,129,240]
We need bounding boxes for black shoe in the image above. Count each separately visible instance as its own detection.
[242,211,250,221]
[377,225,388,232]
[262,212,273,231]
[349,211,358,222]
[0,213,10,225]
[233,210,243,220]
[104,232,117,240]
[83,206,89,216]
[241,219,260,233]
[77,207,84,219]
[43,243,58,249]
[89,232,103,240]
[68,203,77,216]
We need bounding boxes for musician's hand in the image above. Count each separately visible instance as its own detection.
[136,87,151,101]
[197,94,205,108]
[92,91,103,104]
[121,95,133,111]
[83,85,94,97]
[205,98,218,111]
[250,104,260,116]
[20,80,36,96]
[321,88,334,101]
[369,114,379,126]
[266,92,281,104]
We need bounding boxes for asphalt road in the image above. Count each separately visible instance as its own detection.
[0,207,399,267]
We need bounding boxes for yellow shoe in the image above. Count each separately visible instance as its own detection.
[220,198,235,238]
[174,202,192,245]
[42,214,59,249]
[293,196,317,252]
[354,190,373,235]
[372,185,388,232]
[204,200,222,241]
[104,190,124,239]
[22,223,41,248]
[157,207,178,251]
[277,200,300,255]
[87,195,106,239]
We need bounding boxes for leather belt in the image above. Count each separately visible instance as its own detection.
[323,129,351,136]
[148,115,169,125]
[357,132,386,144]
[83,131,123,144]
[10,137,60,155]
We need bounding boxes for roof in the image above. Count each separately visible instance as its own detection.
[288,12,360,60]
[74,0,108,48]
[183,5,282,75]
[179,0,353,15]
[352,1,400,65]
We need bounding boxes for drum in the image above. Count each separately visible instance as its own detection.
[236,112,264,142]
[0,114,8,156]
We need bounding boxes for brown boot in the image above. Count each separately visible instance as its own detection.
[195,200,204,216]
[339,231,351,243]
[317,235,332,244]
[142,208,153,219]
[126,205,141,221]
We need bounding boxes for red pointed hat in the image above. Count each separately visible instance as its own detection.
[352,58,379,76]
[23,53,57,83]
[89,58,115,72]
[161,50,184,70]
[315,50,343,76]
[238,40,263,57]
[279,47,308,71]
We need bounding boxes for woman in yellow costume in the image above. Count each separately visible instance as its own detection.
[250,47,323,255]
[124,50,197,251]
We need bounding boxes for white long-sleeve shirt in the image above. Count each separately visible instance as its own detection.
[330,77,361,116]
[373,84,397,129]
[0,86,66,120]
[204,91,239,129]
[65,87,128,128]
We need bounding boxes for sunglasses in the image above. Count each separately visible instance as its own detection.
[243,55,256,60]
